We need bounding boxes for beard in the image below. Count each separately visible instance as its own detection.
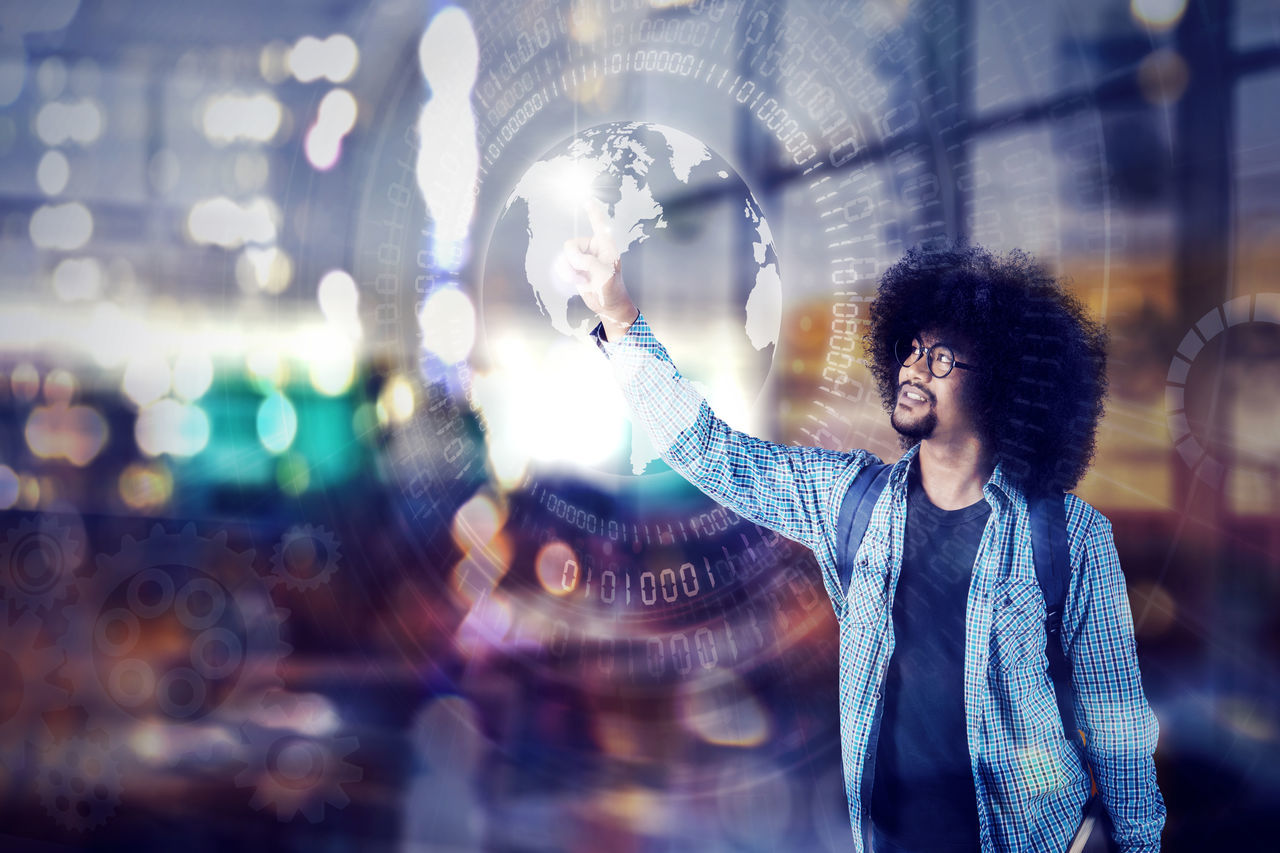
[891,383,937,440]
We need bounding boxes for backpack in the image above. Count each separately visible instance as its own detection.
[836,462,1117,850]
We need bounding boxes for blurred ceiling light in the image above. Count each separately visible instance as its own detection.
[87,301,141,368]
[1137,48,1190,105]
[452,492,504,553]
[471,336,629,476]
[201,92,283,145]
[417,287,475,364]
[0,465,18,510]
[317,268,358,318]
[376,374,416,426]
[36,149,69,194]
[246,348,288,390]
[36,56,67,100]
[259,41,291,85]
[29,201,92,250]
[416,7,479,274]
[35,98,104,145]
[0,52,27,108]
[288,34,359,83]
[51,256,102,301]
[535,541,578,596]
[122,353,172,408]
[25,403,109,466]
[187,196,277,249]
[1130,0,1187,30]
[679,671,771,747]
[11,362,41,402]
[304,88,358,171]
[42,368,76,405]
[257,391,298,454]
[298,327,355,396]
[235,245,293,293]
[172,349,214,401]
[135,398,210,457]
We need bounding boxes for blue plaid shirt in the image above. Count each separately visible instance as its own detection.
[593,313,1165,852]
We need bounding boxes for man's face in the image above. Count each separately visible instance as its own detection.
[890,328,978,443]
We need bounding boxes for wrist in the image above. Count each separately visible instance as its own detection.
[598,304,639,341]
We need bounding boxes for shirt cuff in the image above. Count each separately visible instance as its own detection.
[590,311,647,356]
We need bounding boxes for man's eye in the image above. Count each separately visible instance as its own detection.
[937,352,954,364]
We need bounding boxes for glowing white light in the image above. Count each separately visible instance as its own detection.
[257,392,298,453]
[471,336,629,479]
[87,302,143,368]
[304,125,342,171]
[1131,0,1188,29]
[187,196,277,249]
[416,8,479,274]
[172,349,214,401]
[318,88,357,135]
[304,88,358,171]
[297,327,355,396]
[136,399,210,457]
[201,92,283,144]
[418,288,475,364]
[29,202,92,250]
[246,348,286,388]
[122,353,171,407]
[317,269,358,320]
[51,257,102,301]
[288,34,359,83]
[234,245,293,293]
[35,99,104,145]
[36,150,70,195]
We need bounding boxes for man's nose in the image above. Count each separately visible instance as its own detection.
[906,354,932,383]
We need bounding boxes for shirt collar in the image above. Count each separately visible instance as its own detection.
[889,443,1024,511]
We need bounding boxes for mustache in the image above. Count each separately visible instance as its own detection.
[897,381,935,404]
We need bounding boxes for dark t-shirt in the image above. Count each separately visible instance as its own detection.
[869,464,991,851]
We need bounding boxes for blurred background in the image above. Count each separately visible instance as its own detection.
[0,0,1277,849]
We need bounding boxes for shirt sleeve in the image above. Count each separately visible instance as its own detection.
[590,313,876,583]
[1063,510,1167,852]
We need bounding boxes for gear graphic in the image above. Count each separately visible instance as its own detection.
[35,734,123,832]
[0,598,70,773]
[269,524,342,592]
[63,523,291,757]
[234,721,361,822]
[0,516,83,615]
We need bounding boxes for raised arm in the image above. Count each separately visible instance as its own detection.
[1064,510,1167,852]
[562,199,877,587]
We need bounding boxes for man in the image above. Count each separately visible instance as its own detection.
[563,202,1166,852]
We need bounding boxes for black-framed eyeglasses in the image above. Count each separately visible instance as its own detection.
[894,337,977,378]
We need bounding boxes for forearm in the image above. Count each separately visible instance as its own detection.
[592,312,868,566]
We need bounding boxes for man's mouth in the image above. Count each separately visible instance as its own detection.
[898,386,931,406]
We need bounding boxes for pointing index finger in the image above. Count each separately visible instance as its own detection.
[583,194,611,240]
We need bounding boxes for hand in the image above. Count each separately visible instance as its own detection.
[562,196,638,338]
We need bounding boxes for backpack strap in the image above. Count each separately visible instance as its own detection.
[835,462,892,601]
[1029,492,1079,742]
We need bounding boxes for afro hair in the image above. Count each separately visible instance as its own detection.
[864,244,1109,495]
